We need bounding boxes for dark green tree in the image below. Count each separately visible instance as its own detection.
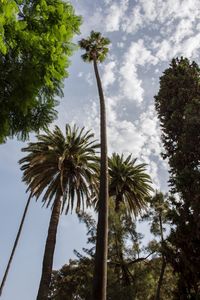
[0,0,81,143]
[79,31,110,300]
[48,257,93,300]
[155,57,200,297]
[49,203,177,300]
[19,125,99,300]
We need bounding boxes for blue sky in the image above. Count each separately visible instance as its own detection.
[1,0,200,299]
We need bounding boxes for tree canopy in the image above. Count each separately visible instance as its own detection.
[0,0,81,143]
[48,203,177,300]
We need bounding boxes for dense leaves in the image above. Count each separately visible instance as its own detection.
[0,0,81,142]
[155,57,200,297]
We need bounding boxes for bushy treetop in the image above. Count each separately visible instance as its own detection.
[0,0,81,143]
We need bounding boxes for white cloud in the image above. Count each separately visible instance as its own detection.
[154,32,200,61]
[120,62,144,103]
[139,0,200,26]
[105,0,129,32]
[139,0,157,22]
[85,73,93,86]
[104,0,112,4]
[154,40,172,61]
[77,8,104,35]
[122,5,143,33]
[171,19,193,43]
[177,33,200,58]
[102,61,116,89]
[119,40,157,103]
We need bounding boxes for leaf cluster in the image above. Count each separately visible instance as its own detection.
[0,0,81,142]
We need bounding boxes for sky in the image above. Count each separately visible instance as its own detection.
[1,0,200,299]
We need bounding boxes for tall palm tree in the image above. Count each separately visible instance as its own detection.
[19,124,99,300]
[79,31,110,300]
[109,153,153,216]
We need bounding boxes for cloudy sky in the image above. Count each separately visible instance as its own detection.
[1,0,200,299]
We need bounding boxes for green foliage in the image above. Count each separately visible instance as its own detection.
[49,204,177,300]
[49,258,93,300]
[142,192,170,238]
[155,57,200,297]
[79,30,110,63]
[0,0,81,142]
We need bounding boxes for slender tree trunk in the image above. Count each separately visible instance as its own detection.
[92,59,109,300]
[154,214,166,300]
[0,193,32,297]
[154,257,166,300]
[37,195,61,300]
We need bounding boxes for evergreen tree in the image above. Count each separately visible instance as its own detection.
[155,57,200,297]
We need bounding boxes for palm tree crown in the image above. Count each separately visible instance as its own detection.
[79,31,110,63]
[109,153,153,216]
[19,124,99,213]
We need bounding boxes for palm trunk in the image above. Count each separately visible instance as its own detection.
[92,59,109,300]
[0,193,32,297]
[36,195,61,300]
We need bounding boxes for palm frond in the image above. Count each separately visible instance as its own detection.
[108,153,153,217]
[79,31,110,63]
[19,124,100,214]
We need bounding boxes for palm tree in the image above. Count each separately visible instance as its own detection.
[108,153,153,299]
[19,124,99,300]
[79,31,110,300]
[109,153,153,216]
